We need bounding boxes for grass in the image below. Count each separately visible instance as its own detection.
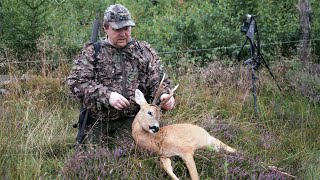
[0,58,319,179]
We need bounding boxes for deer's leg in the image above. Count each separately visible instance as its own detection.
[160,157,179,180]
[181,154,199,180]
[210,136,236,153]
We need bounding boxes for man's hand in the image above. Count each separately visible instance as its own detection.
[109,92,130,110]
[160,94,175,110]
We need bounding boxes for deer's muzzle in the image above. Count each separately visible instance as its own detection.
[149,125,160,133]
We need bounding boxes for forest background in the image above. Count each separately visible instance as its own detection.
[0,0,319,179]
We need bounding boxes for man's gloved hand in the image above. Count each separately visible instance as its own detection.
[160,94,175,110]
[109,92,130,110]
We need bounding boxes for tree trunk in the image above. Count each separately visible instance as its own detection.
[298,0,312,66]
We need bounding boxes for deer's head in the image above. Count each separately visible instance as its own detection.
[134,74,178,134]
[135,89,162,133]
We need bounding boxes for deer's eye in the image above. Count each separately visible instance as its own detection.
[147,111,153,116]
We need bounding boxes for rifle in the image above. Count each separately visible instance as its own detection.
[75,19,100,145]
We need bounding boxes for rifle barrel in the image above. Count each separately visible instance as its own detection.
[91,20,100,43]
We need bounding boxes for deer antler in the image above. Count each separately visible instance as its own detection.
[159,84,179,108]
[152,74,166,105]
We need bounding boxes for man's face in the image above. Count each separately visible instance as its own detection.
[105,25,131,48]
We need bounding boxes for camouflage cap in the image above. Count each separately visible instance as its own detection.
[104,4,136,29]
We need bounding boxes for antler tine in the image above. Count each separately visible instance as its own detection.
[159,84,179,107]
[152,73,166,105]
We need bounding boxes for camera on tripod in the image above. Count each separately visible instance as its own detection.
[240,14,256,34]
[235,14,281,116]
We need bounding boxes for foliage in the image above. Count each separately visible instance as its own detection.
[1,0,320,66]
[0,0,53,58]
[310,0,320,63]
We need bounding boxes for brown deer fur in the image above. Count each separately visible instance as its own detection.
[132,89,236,180]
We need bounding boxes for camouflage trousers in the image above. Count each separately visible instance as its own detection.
[82,116,134,148]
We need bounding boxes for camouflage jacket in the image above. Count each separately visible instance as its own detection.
[66,39,172,121]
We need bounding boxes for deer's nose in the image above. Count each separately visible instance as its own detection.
[149,125,160,133]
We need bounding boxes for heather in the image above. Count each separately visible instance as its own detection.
[1,59,319,179]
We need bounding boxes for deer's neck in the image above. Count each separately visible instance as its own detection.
[132,118,159,153]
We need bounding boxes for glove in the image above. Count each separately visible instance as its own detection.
[109,92,130,110]
[160,94,175,110]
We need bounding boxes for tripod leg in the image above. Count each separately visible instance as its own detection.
[254,43,282,91]
[232,38,249,67]
[251,66,259,116]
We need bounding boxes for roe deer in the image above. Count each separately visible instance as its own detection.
[132,77,237,180]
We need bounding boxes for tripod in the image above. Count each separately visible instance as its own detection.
[235,15,281,116]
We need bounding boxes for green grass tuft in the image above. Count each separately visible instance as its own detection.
[1,59,319,179]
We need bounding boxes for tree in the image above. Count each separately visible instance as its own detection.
[0,0,52,60]
[298,0,312,66]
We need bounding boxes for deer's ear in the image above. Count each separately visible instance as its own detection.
[135,89,148,106]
